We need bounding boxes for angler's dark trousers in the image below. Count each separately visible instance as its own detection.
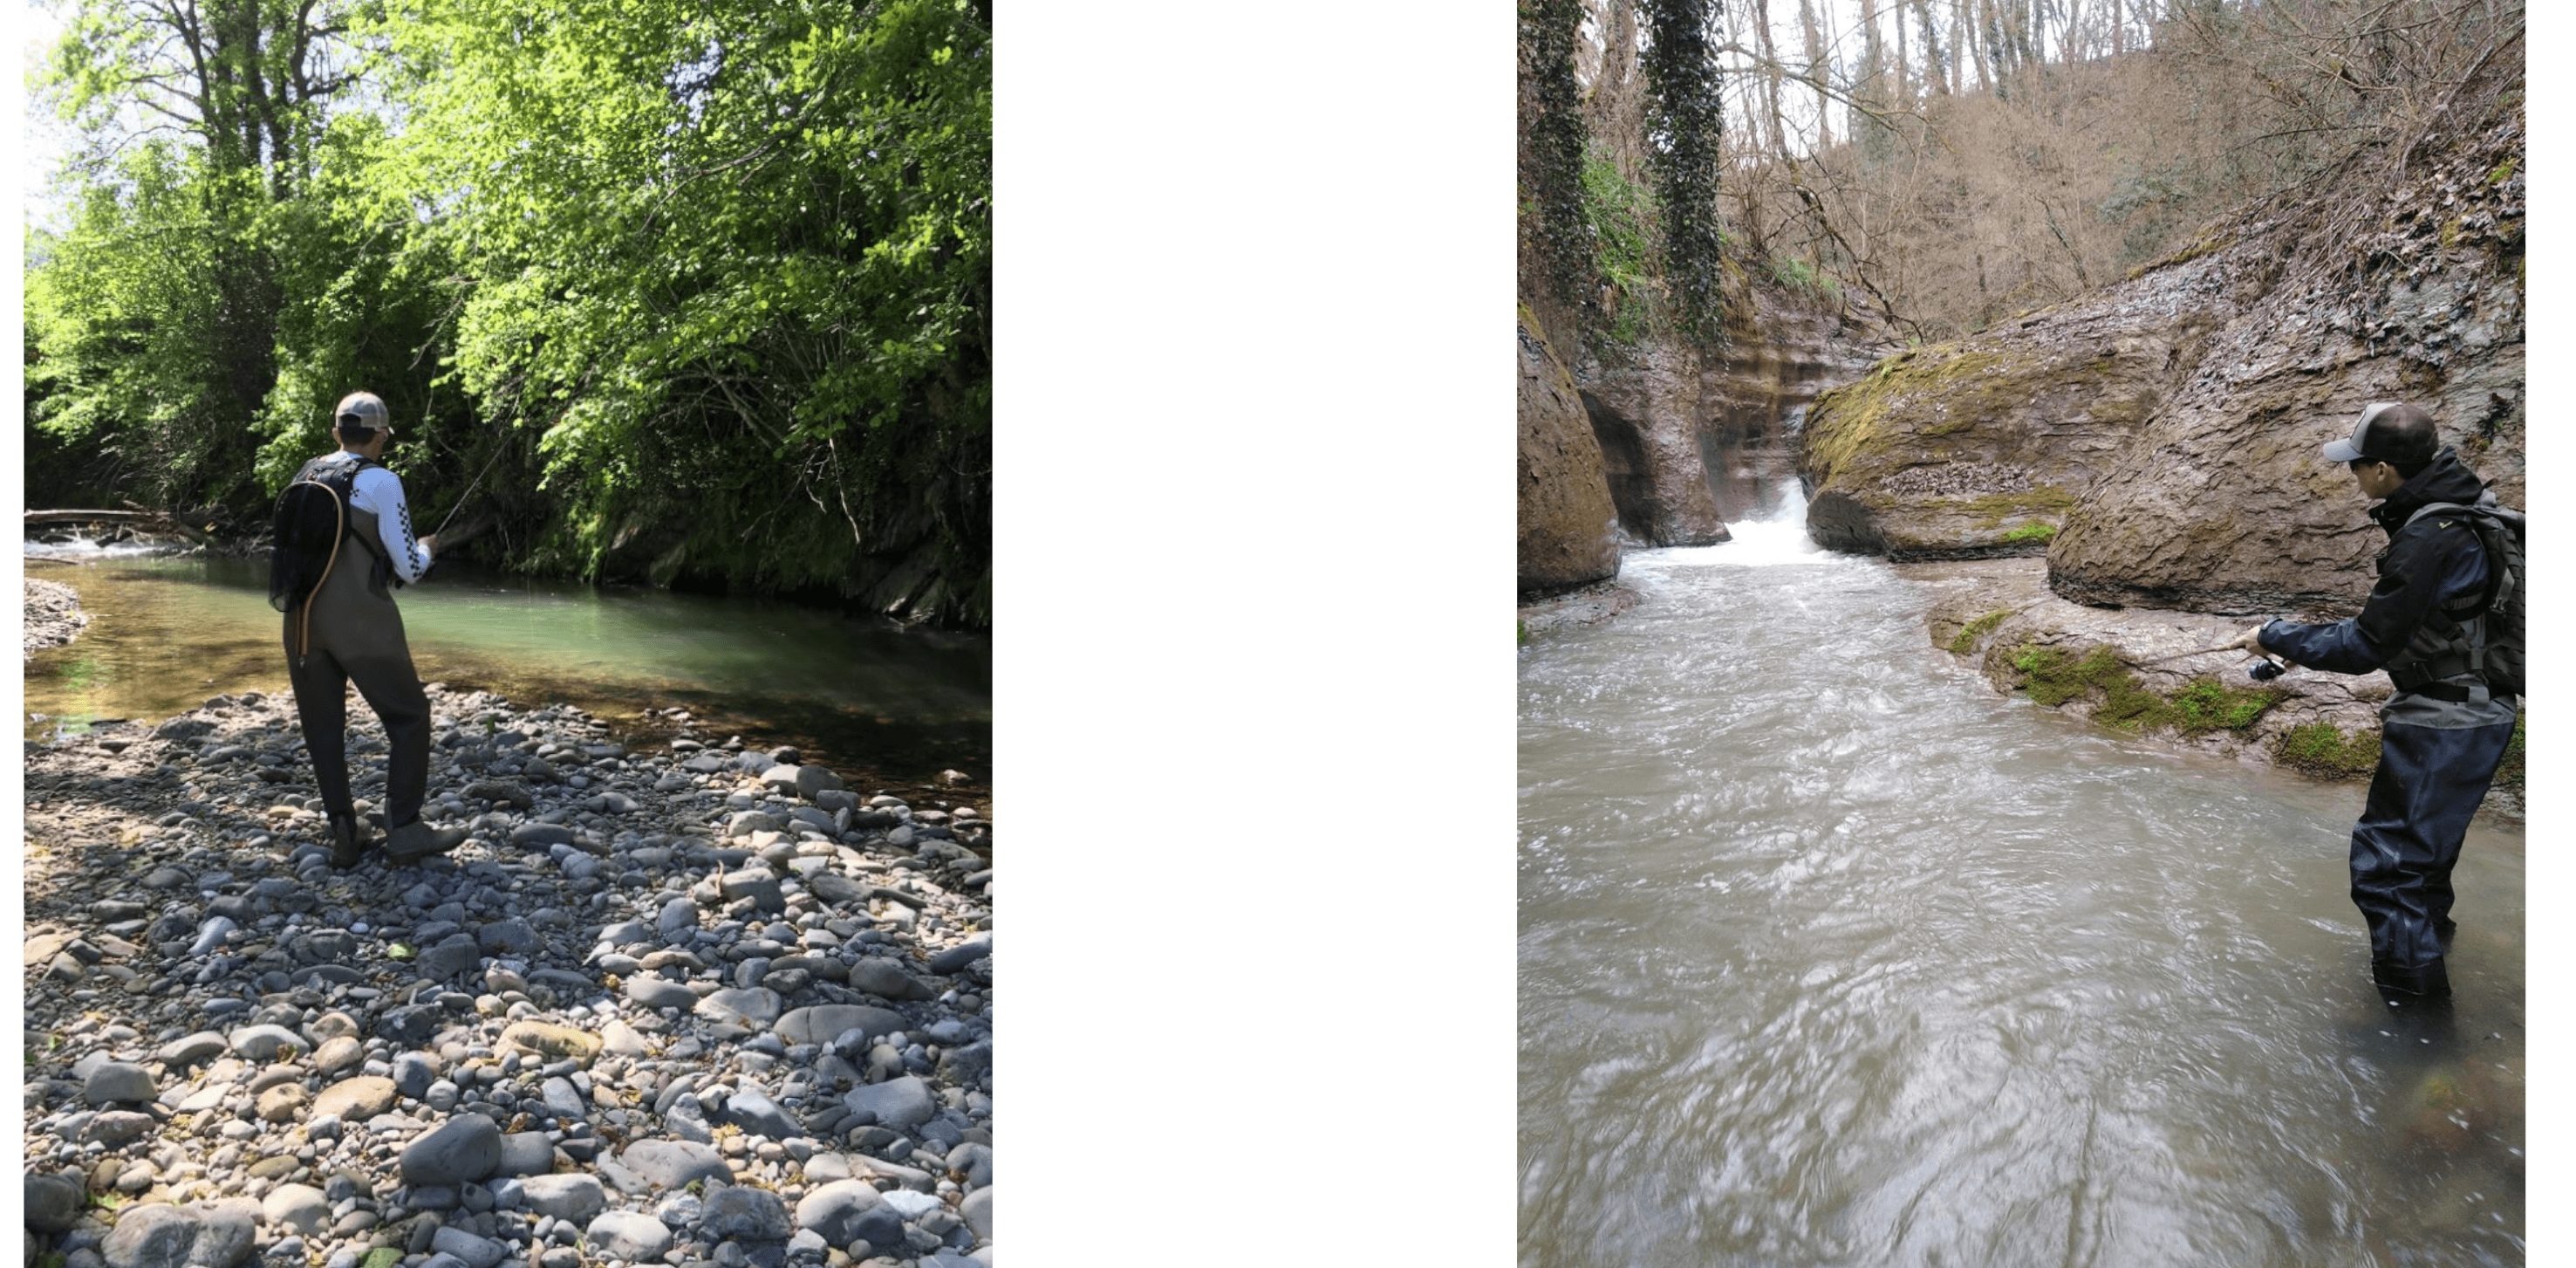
[285,641,431,832]
[284,503,432,833]
[2351,717,2516,987]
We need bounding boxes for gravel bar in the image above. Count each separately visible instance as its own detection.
[24,684,995,1268]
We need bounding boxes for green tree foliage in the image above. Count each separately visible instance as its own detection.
[27,0,993,627]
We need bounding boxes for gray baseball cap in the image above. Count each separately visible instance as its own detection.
[2321,402,2401,463]
[334,391,390,431]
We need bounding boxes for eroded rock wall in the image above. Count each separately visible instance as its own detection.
[2050,104,2525,613]
[1800,250,2239,559]
[1575,287,1879,547]
[1576,332,1727,546]
[1519,313,1622,595]
[1795,88,2522,613]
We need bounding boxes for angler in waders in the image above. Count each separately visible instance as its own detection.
[275,392,470,868]
[2235,402,2521,1001]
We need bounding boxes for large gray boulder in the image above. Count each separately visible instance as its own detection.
[1519,312,1622,593]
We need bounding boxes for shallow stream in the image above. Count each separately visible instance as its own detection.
[1518,503,2523,1267]
[25,546,989,796]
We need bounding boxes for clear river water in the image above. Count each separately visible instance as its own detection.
[25,546,989,798]
[1518,504,2523,1267]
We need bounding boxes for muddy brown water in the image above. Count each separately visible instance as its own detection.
[1519,508,2522,1267]
[25,549,990,806]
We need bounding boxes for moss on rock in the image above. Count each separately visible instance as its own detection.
[1947,608,2011,655]
[2006,641,2283,736]
[2276,722,2383,778]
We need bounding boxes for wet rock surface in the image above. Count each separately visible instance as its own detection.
[1901,556,2518,820]
[1517,579,1643,639]
[25,686,997,1268]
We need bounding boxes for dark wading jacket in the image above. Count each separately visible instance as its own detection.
[2258,447,2515,730]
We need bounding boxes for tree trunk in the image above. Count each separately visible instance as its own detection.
[1800,0,1833,147]
[1753,0,1790,155]
[1915,0,1950,95]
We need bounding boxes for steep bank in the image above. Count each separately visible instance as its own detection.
[1513,278,1882,600]
[24,689,996,1268]
[1518,313,1621,594]
[1798,81,2522,614]
[1571,283,1880,550]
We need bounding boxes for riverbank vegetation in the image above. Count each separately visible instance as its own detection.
[27,0,990,627]
[1522,0,2520,347]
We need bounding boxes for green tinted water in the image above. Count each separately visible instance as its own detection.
[26,553,989,798]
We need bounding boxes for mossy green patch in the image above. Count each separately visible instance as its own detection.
[2276,722,2383,778]
[2009,643,2282,734]
[1581,147,1662,348]
[2491,157,2517,185]
[1947,608,2010,655]
[1802,344,2040,484]
[1999,522,2057,545]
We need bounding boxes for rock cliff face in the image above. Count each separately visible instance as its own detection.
[1519,313,1621,595]
[2050,99,2525,613]
[1797,87,2522,614]
[1800,250,2238,559]
[1575,285,1878,546]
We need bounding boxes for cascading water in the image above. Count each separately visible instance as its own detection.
[1519,491,2523,1267]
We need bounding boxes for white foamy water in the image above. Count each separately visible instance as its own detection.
[24,535,188,559]
[1628,488,1843,571]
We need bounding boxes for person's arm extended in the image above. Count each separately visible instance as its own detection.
[354,467,435,583]
[2258,517,2484,674]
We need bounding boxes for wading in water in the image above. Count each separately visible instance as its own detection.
[270,390,468,867]
[2238,402,2524,1000]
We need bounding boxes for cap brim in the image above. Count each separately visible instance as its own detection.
[2321,438,2364,462]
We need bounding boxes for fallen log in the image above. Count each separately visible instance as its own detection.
[26,508,218,547]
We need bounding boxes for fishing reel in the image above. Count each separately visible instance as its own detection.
[2246,658,2286,682]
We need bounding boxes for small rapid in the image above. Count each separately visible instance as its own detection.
[1518,496,2523,1267]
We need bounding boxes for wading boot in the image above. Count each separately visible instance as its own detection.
[384,819,469,865]
[326,813,371,869]
[2374,957,2451,999]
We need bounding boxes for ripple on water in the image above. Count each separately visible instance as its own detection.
[1521,531,2524,1268]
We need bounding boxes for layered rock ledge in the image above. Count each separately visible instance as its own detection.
[24,687,995,1268]
[1906,557,2520,819]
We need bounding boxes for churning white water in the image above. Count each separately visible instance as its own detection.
[1519,504,2523,1268]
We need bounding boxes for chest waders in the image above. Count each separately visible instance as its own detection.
[2348,510,2518,1000]
[282,476,434,856]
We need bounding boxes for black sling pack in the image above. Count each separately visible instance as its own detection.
[269,455,384,659]
[2401,497,2525,700]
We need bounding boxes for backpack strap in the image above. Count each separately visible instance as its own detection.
[2400,500,2504,620]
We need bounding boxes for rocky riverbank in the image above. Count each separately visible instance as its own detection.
[29,577,91,658]
[23,687,996,1268]
[1904,556,2522,820]
[1516,579,1641,640]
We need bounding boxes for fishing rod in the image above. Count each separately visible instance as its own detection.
[432,442,508,541]
[2138,640,2292,681]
